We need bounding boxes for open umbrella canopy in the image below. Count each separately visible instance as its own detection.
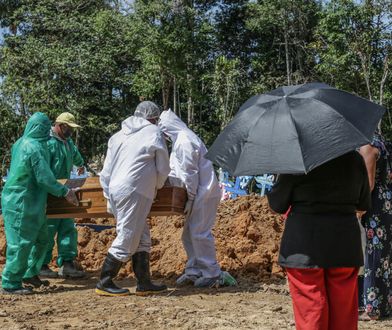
[206,83,385,175]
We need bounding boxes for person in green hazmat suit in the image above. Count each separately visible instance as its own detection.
[1,112,79,295]
[39,112,86,279]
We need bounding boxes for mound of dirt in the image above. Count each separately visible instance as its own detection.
[0,195,285,281]
[0,225,5,266]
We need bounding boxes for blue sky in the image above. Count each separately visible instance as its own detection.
[0,27,5,45]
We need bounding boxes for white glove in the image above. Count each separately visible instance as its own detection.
[65,189,79,206]
[184,199,194,217]
[107,200,113,214]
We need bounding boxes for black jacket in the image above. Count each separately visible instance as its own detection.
[267,151,371,268]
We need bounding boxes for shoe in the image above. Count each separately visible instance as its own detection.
[218,271,237,286]
[58,261,86,279]
[95,253,130,296]
[176,274,199,286]
[22,275,50,288]
[132,251,167,296]
[194,276,220,288]
[2,287,33,295]
[40,264,58,278]
[194,271,238,288]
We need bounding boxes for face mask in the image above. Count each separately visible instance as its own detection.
[61,125,73,139]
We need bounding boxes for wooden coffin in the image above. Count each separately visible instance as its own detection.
[46,177,187,219]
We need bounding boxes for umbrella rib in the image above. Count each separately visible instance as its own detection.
[309,97,370,143]
[233,105,271,175]
[287,96,370,173]
[286,105,307,174]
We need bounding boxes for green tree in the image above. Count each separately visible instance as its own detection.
[131,0,217,126]
[209,56,243,130]
[313,0,392,134]
[0,100,25,188]
[0,0,140,163]
[245,0,321,92]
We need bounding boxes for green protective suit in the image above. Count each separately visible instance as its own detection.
[43,130,84,267]
[1,113,68,290]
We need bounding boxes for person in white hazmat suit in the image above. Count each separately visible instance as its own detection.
[96,101,171,296]
[159,109,237,287]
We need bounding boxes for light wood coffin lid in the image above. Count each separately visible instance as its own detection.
[46,177,187,219]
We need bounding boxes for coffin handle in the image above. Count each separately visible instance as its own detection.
[79,199,92,207]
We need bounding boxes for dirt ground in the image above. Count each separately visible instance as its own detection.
[1,195,392,329]
[0,276,391,329]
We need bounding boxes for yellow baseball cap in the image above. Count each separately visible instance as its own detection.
[55,112,81,128]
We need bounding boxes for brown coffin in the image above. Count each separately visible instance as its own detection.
[46,177,187,219]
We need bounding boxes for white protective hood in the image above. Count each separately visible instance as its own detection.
[159,110,221,204]
[121,115,150,135]
[100,116,170,200]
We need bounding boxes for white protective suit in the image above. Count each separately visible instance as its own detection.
[159,109,222,278]
[100,116,170,262]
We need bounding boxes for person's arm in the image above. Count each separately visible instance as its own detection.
[267,174,296,214]
[47,139,57,172]
[99,141,113,199]
[70,139,84,169]
[357,154,372,212]
[359,144,379,192]
[176,141,200,201]
[154,135,171,190]
[30,150,68,197]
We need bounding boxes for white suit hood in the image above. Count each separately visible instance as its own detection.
[159,109,189,143]
[159,110,221,205]
[100,115,170,201]
[121,116,151,135]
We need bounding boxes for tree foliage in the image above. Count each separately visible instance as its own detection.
[313,0,392,133]
[0,0,391,178]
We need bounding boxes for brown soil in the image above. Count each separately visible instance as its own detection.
[0,195,391,329]
[72,195,285,280]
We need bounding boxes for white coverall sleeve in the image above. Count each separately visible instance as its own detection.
[100,140,113,199]
[154,136,171,189]
[176,142,200,200]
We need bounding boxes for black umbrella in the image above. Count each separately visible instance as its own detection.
[206,82,385,175]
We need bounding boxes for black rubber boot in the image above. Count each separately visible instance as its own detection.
[2,287,33,295]
[95,253,130,296]
[58,261,86,279]
[132,251,167,296]
[22,275,50,288]
[40,264,58,278]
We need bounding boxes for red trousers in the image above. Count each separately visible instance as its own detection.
[286,267,359,330]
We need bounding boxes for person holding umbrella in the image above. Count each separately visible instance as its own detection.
[267,152,371,329]
[206,83,385,329]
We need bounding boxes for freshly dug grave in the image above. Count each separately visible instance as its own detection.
[0,195,285,281]
[75,195,285,280]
